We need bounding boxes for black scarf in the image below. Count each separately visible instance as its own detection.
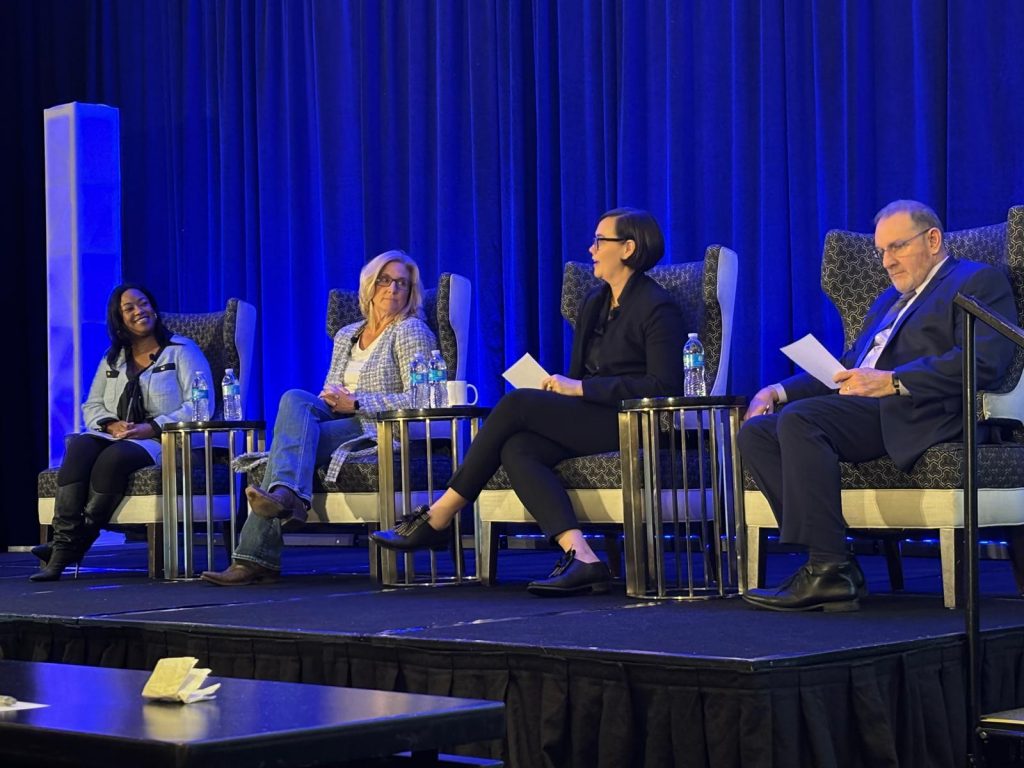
[116,371,147,423]
[116,348,159,423]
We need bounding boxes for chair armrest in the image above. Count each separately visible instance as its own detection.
[982,384,1024,427]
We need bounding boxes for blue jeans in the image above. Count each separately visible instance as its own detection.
[234,388,363,570]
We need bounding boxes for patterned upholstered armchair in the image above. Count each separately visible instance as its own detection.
[246,273,471,576]
[37,298,257,577]
[475,247,739,584]
[744,205,1024,608]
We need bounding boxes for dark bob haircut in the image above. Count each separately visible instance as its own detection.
[104,283,174,366]
[599,207,665,273]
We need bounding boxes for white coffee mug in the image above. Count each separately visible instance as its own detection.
[446,380,479,406]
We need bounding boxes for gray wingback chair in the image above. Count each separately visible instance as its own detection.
[744,205,1024,608]
[475,246,739,584]
[37,298,258,577]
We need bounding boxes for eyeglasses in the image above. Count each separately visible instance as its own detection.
[872,229,931,260]
[374,275,410,290]
[592,236,630,249]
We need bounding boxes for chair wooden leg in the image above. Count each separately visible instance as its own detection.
[939,528,960,609]
[603,533,622,578]
[1006,526,1024,596]
[745,526,763,589]
[220,521,235,562]
[882,537,905,591]
[147,524,164,579]
[478,521,498,586]
[361,523,387,583]
[39,524,49,546]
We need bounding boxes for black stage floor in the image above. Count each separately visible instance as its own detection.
[3,543,1024,767]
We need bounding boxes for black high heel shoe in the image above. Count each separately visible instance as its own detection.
[370,506,451,551]
[29,549,83,582]
[32,539,90,578]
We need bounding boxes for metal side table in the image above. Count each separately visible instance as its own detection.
[619,396,747,599]
[376,406,487,586]
[160,420,265,579]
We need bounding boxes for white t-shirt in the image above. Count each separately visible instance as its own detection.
[343,332,383,390]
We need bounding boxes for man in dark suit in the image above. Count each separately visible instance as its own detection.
[740,199,1017,611]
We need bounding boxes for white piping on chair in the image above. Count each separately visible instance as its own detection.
[447,274,472,381]
[710,246,738,397]
[234,299,257,418]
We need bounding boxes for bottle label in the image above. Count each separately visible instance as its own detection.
[684,353,704,369]
[192,388,209,399]
[222,384,240,396]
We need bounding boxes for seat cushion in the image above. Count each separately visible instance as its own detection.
[38,453,233,498]
[744,442,1024,491]
[484,448,711,491]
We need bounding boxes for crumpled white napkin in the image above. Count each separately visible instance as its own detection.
[142,657,220,704]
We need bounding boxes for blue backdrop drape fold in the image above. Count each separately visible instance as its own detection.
[3,0,1024,545]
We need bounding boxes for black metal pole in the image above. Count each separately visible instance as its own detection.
[963,309,981,766]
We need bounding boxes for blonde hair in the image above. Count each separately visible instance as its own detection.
[358,249,424,320]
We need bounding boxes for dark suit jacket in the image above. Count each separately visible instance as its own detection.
[568,271,685,407]
[781,257,1017,470]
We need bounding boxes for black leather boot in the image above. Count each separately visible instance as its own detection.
[30,542,53,564]
[32,481,90,579]
[29,547,83,582]
[30,488,123,582]
[47,481,89,548]
[78,490,125,556]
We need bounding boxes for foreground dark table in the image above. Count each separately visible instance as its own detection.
[0,660,504,768]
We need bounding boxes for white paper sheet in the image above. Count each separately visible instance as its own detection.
[780,333,846,389]
[502,353,550,390]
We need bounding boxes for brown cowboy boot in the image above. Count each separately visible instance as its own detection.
[245,485,308,530]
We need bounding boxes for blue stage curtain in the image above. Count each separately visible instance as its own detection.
[4,1,1024,544]
[68,0,1024,421]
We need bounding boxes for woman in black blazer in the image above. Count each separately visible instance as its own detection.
[373,208,684,595]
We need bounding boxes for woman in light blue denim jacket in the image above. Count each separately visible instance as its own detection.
[201,250,436,586]
[32,283,212,582]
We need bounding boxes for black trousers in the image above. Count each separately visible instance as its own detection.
[448,389,620,539]
[58,433,153,493]
[737,394,887,555]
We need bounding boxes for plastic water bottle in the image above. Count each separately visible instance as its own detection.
[191,371,211,421]
[410,353,429,408]
[221,368,242,421]
[427,350,448,408]
[683,333,707,397]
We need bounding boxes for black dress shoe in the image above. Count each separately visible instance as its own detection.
[370,506,451,551]
[742,560,860,612]
[526,550,612,596]
[847,556,868,597]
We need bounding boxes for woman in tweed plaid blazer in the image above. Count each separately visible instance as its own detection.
[202,251,436,586]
